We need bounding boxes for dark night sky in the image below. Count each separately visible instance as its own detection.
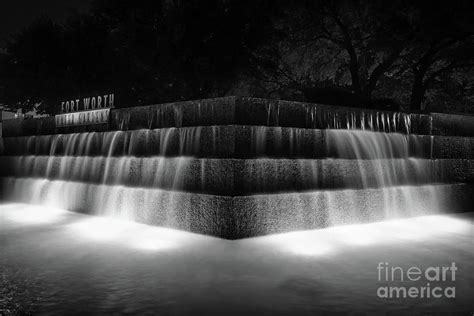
[0,0,91,118]
[0,0,90,46]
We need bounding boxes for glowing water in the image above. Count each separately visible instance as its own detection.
[0,113,463,234]
[0,155,447,192]
[1,176,458,235]
[304,105,420,133]
[5,128,208,157]
[2,203,472,313]
[4,126,437,158]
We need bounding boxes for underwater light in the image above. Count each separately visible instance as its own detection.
[67,216,131,241]
[66,216,188,252]
[287,239,333,256]
[262,230,334,256]
[257,214,472,257]
[2,204,67,225]
[332,224,383,246]
[129,227,186,251]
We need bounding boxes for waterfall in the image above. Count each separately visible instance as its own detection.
[323,130,438,222]
[1,98,471,238]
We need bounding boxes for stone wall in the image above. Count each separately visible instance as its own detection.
[1,97,473,238]
[3,96,461,137]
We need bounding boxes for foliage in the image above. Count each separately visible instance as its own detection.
[0,0,472,114]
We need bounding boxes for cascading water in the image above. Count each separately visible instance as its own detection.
[0,127,201,228]
[0,98,471,238]
[323,129,443,222]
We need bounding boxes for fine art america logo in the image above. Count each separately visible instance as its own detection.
[377,262,457,299]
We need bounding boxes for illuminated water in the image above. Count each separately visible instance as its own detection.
[4,127,434,158]
[1,105,470,313]
[1,204,473,314]
[1,124,460,234]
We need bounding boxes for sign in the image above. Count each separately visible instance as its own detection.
[60,93,115,113]
[56,108,110,127]
[55,93,115,127]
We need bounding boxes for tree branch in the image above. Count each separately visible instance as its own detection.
[326,5,362,94]
[424,62,474,87]
[367,48,403,95]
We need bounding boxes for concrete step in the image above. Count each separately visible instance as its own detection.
[1,156,472,195]
[3,126,473,159]
[431,113,474,137]
[0,97,436,137]
[1,177,472,238]
[4,97,473,138]
[229,183,474,238]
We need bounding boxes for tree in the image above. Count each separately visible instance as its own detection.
[1,17,65,113]
[0,0,272,114]
[401,0,474,111]
[91,0,272,103]
[0,0,472,114]
[247,0,474,112]
[247,0,411,108]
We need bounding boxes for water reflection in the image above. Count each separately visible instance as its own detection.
[249,215,472,257]
[67,216,184,252]
[1,203,68,225]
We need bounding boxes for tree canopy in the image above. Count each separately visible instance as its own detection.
[0,0,472,114]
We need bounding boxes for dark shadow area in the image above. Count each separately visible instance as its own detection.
[0,0,472,115]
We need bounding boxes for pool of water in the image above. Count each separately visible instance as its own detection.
[1,203,473,315]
